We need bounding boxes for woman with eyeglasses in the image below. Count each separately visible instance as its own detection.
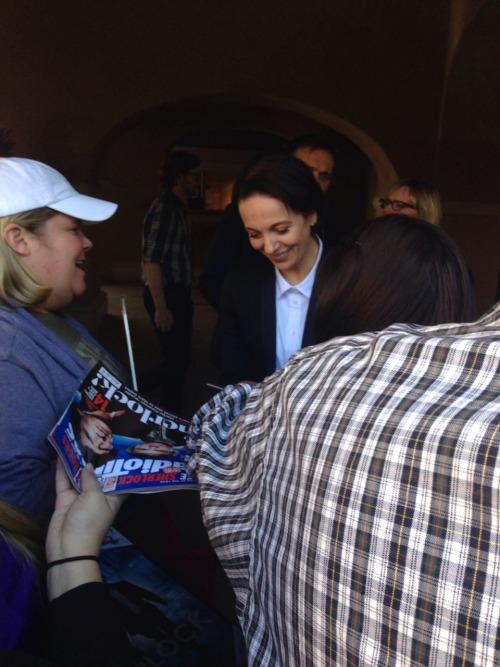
[380,178,442,226]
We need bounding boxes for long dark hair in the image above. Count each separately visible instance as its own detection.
[315,214,476,342]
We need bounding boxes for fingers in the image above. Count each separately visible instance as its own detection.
[55,456,72,494]
[80,462,102,493]
[81,463,128,515]
[108,492,129,514]
[155,309,174,332]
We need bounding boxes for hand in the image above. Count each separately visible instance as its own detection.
[155,306,174,332]
[46,458,126,563]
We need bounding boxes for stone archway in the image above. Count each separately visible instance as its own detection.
[88,93,396,282]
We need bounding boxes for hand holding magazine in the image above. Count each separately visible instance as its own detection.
[48,363,197,494]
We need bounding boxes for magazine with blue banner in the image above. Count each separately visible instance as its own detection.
[48,362,197,494]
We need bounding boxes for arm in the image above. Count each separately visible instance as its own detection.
[46,459,125,600]
[211,274,251,384]
[0,362,60,523]
[45,460,132,667]
[144,262,173,332]
[212,262,267,384]
[198,204,251,310]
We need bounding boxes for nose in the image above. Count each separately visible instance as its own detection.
[262,234,280,256]
[82,232,93,252]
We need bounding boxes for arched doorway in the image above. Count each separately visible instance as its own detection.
[88,94,395,282]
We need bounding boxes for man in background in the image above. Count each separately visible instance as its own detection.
[142,150,200,414]
[288,134,334,196]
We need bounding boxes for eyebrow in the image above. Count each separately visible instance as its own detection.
[245,220,292,232]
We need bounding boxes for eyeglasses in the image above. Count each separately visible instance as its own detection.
[380,197,417,212]
[185,171,201,182]
[317,171,332,183]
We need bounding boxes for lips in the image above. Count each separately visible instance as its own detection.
[269,249,290,263]
[75,259,86,269]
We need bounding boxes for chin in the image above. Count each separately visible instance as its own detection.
[73,283,87,297]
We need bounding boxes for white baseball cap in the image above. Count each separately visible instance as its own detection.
[0,157,117,222]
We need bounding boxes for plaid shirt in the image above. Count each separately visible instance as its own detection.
[188,303,500,666]
[142,190,192,285]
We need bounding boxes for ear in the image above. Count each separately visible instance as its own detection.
[2,223,32,256]
[308,212,318,227]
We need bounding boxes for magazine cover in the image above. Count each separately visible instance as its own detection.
[48,362,197,494]
[100,528,246,667]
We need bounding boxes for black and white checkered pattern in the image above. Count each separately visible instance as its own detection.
[188,304,500,666]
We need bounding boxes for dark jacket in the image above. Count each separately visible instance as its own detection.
[211,253,318,385]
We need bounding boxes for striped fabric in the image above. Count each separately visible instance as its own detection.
[188,303,500,666]
[142,190,192,285]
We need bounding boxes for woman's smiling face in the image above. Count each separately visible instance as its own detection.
[22,213,93,311]
[239,194,318,284]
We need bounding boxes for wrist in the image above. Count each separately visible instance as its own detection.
[47,555,100,570]
[47,558,103,602]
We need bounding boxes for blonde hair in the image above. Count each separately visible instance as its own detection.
[0,500,44,564]
[0,207,54,308]
[390,179,442,226]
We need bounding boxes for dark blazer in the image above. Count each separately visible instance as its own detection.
[211,252,319,385]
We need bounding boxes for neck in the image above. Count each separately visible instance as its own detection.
[172,183,188,204]
[280,235,319,285]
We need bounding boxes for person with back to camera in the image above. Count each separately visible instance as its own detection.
[380,177,442,225]
[210,152,326,385]
[314,213,475,341]
[0,157,125,525]
[142,150,201,415]
[187,214,481,667]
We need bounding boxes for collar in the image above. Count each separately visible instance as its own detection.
[275,236,323,299]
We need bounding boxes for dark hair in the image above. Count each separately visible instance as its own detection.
[315,214,476,342]
[161,150,200,189]
[233,152,325,220]
[287,134,335,159]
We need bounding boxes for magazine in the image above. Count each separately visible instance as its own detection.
[48,362,197,494]
[100,527,246,667]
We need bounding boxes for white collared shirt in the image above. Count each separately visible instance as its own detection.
[275,237,323,370]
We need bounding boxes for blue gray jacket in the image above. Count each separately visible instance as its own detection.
[0,306,94,523]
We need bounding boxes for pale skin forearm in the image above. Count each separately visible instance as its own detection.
[46,461,125,602]
[144,262,173,331]
[47,560,103,601]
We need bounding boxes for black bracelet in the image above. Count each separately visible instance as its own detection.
[46,555,99,570]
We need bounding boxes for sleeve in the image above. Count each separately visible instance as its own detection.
[142,198,171,264]
[0,360,58,523]
[188,381,272,598]
[198,205,251,310]
[211,267,260,384]
[48,582,133,667]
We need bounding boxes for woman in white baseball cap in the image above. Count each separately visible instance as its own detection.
[0,157,125,524]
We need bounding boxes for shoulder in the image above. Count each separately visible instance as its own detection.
[0,307,40,355]
[220,254,273,305]
[227,252,273,282]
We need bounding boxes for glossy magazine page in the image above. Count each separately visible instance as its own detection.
[48,362,197,494]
